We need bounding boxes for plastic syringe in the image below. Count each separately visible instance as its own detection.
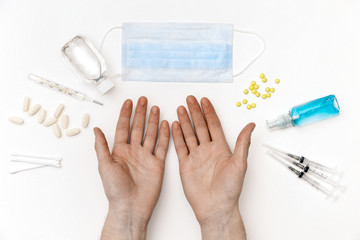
[28,74,103,106]
[269,150,340,187]
[266,151,338,199]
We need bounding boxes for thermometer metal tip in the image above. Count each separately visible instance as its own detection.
[93,99,104,106]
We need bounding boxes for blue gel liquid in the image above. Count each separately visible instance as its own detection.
[290,95,340,127]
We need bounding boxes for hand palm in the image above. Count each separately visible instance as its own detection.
[172,96,254,223]
[180,142,245,221]
[103,144,164,215]
[94,97,170,223]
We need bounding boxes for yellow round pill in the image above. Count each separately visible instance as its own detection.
[265,87,270,92]
[251,81,256,86]
[252,89,257,94]
[255,92,260,97]
[247,104,252,110]
[236,102,241,107]
[266,93,271,98]
[260,73,265,78]
[251,103,256,108]
[242,99,248,104]
[249,85,254,90]
[262,78,267,83]
[243,89,249,94]
[262,94,267,99]
[254,84,259,89]
[270,88,275,93]
[275,79,280,84]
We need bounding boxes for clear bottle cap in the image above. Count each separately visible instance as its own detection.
[97,78,115,95]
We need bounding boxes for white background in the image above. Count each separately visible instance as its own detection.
[1,0,359,239]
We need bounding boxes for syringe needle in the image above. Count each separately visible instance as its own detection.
[262,143,291,156]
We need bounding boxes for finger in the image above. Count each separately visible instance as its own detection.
[94,127,112,167]
[200,97,226,142]
[171,121,189,161]
[232,123,256,172]
[155,120,170,161]
[114,99,133,144]
[143,106,160,152]
[177,106,198,152]
[186,95,211,144]
[130,96,148,145]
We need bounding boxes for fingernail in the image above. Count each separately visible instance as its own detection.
[161,120,168,128]
[172,121,179,129]
[139,97,147,106]
[251,123,256,132]
[187,95,196,104]
[125,99,132,108]
[178,106,186,115]
[152,106,159,113]
[201,97,210,107]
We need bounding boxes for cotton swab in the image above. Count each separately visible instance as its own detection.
[11,152,62,161]
[9,152,62,174]
[10,157,61,167]
[9,165,49,174]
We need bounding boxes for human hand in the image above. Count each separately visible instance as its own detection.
[172,96,255,240]
[94,97,170,240]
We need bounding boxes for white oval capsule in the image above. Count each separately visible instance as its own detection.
[9,116,24,125]
[52,123,62,138]
[54,104,65,118]
[37,109,47,124]
[23,97,30,112]
[28,104,41,116]
[66,128,80,136]
[61,114,69,129]
[82,114,90,128]
[43,117,57,127]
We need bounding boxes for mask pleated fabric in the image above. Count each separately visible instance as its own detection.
[121,22,234,83]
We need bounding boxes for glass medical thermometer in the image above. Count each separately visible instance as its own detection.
[28,73,103,106]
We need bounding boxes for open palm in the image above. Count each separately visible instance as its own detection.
[172,96,255,224]
[94,97,170,224]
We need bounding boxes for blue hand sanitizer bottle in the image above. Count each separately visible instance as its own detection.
[267,95,340,129]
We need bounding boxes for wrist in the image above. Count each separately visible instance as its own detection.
[199,205,246,240]
[101,204,148,240]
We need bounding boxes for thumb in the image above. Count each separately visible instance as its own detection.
[232,123,256,172]
[94,127,112,167]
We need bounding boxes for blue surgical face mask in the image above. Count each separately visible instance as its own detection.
[100,22,265,83]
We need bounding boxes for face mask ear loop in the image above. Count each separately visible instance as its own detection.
[232,29,266,78]
[99,26,122,79]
